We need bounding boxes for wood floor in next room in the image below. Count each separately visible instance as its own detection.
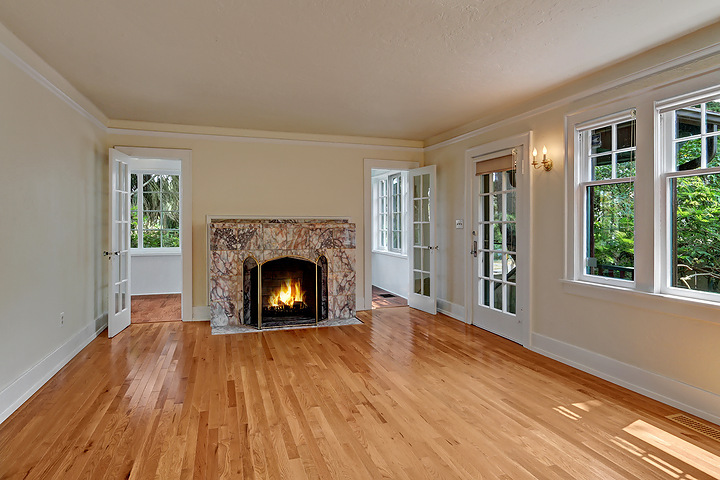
[131,293,181,323]
[371,285,408,308]
[1,307,719,479]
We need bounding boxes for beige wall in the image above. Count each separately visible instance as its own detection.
[424,24,720,406]
[107,133,423,309]
[0,53,106,395]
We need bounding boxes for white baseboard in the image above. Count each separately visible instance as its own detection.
[438,298,467,323]
[191,306,211,321]
[0,314,108,426]
[530,333,720,426]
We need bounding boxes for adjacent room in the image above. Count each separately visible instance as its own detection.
[1,1,720,478]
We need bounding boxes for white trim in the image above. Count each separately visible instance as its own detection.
[116,147,193,323]
[0,314,108,425]
[575,108,637,133]
[372,285,407,300]
[108,127,423,152]
[426,44,720,151]
[371,249,407,259]
[562,279,720,325]
[0,22,107,130]
[464,133,532,347]
[530,332,720,426]
[364,159,420,311]
[437,299,467,323]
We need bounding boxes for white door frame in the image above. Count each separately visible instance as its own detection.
[115,146,193,322]
[464,132,533,346]
[363,158,420,311]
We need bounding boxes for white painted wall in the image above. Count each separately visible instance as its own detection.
[371,252,408,298]
[424,25,720,423]
[0,40,106,423]
[131,254,182,295]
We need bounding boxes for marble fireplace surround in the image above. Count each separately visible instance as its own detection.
[209,218,356,327]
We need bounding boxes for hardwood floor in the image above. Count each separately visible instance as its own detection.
[1,307,719,479]
[371,285,408,308]
[131,294,181,323]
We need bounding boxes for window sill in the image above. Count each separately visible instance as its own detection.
[371,249,407,259]
[561,279,720,325]
[130,249,182,257]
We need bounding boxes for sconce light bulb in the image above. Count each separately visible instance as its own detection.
[532,148,537,157]
[542,145,547,156]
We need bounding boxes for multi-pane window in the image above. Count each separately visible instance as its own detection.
[377,178,388,249]
[389,173,403,252]
[374,172,405,254]
[578,111,636,281]
[131,173,180,250]
[662,97,720,296]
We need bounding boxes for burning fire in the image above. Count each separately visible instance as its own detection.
[268,279,306,308]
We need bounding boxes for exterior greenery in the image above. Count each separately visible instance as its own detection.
[131,173,180,249]
[587,102,720,294]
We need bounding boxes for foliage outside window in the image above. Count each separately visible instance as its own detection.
[131,173,180,250]
[579,114,636,281]
[665,99,720,295]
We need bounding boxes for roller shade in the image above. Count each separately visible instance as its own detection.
[475,154,514,175]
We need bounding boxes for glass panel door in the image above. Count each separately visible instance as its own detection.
[472,155,524,343]
[477,170,516,314]
[108,148,132,337]
[408,166,436,314]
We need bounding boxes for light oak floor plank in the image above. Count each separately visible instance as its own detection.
[1,307,719,479]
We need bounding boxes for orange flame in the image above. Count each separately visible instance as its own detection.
[268,279,306,307]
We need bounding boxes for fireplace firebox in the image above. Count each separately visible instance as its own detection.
[244,255,328,328]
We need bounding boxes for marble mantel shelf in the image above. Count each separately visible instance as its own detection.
[208,218,356,328]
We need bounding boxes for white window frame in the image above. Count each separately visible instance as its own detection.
[376,177,388,250]
[657,86,720,303]
[131,168,181,255]
[388,172,403,253]
[573,108,638,289]
[372,171,407,256]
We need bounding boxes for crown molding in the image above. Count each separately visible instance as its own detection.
[107,125,424,152]
[425,40,720,152]
[0,21,108,130]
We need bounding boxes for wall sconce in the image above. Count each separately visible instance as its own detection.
[532,146,553,171]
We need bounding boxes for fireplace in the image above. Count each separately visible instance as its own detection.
[244,255,329,328]
[209,218,355,329]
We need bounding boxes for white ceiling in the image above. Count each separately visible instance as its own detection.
[1,1,719,140]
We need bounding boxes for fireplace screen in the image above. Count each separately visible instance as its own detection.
[244,255,328,328]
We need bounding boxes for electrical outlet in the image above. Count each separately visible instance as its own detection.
[60,312,64,327]
[455,219,464,229]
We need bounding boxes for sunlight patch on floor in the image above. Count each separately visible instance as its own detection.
[624,419,720,479]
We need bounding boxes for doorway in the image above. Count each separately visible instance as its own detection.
[363,159,419,311]
[465,134,531,346]
[108,147,192,337]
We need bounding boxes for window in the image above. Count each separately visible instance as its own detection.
[660,94,720,298]
[377,178,388,249]
[373,171,405,254]
[389,173,403,252]
[577,110,636,283]
[131,172,180,250]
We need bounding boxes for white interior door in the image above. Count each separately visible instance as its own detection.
[107,148,132,337]
[472,157,523,342]
[408,166,437,314]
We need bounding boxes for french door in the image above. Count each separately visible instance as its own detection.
[107,148,132,337]
[472,152,524,342]
[408,166,437,314]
